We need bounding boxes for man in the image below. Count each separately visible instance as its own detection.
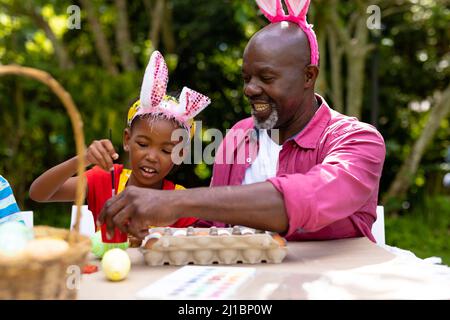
[99,9,385,242]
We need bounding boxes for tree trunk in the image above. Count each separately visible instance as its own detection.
[327,26,344,113]
[8,79,26,206]
[314,26,327,97]
[150,0,165,50]
[327,0,373,118]
[80,0,118,75]
[383,85,450,203]
[143,0,172,52]
[143,0,153,28]
[161,0,176,53]
[345,50,365,119]
[345,11,371,119]
[114,0,137,71]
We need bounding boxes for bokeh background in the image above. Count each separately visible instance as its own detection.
[0,0,449,263]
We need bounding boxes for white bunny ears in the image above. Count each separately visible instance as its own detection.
[128,51,211,132]
[255,0,319,65]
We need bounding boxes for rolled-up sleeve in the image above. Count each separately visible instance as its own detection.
[268,125,386,238]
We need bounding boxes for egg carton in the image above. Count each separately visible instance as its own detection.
[139,226,287,266]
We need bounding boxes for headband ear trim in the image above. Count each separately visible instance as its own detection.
[285,0,309,19]
[179,87,211,120]
[255,0,283,21]
[139,50,169,110]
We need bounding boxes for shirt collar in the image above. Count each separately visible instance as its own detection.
[289,94,331,149]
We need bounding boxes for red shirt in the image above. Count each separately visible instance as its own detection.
[85,164,197,229]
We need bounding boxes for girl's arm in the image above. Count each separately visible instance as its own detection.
[29,139,119,202]
[29,156,81,202]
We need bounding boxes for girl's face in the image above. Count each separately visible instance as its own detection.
[124,117,181,189]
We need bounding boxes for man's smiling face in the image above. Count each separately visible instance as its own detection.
[242,22,312,131]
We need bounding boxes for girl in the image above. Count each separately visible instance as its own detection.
[29,51,211,230]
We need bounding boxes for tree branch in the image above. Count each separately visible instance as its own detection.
[1,2,74,70]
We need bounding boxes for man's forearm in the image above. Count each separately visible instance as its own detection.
[172,182,289,233]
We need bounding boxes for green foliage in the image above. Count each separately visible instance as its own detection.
[375,0,450,199]
[385,195,450,266]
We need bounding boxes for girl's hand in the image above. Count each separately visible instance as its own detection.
[85,139,119,171]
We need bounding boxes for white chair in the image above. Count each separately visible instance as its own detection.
[70,205,96,237]
[372,205,385,245]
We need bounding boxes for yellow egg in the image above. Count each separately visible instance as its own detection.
[101,248,131,281]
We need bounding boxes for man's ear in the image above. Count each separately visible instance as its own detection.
[304,65,319,89]
[123,128,131,152]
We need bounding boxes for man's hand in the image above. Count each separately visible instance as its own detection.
[97,186,179,239]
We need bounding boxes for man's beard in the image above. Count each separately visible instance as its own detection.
[252,109,279,130]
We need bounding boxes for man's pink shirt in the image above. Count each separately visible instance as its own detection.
[197,95,386,242]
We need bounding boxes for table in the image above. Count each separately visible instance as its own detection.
[78,237,450,299]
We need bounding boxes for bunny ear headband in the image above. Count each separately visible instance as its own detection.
[256,0,319,65]
[128,50,211,136]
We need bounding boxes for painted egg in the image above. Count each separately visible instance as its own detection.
[172,229,187,237]
[195,231,209,236]
[128,236,142,248]
[217,229,231,236]
[0,221,34,256]
[240,228,254,235]
[272,234,287,247]
[101,248,131,281]
[90,230,106,258]
[90,231,129,258]
[143,237,159,250]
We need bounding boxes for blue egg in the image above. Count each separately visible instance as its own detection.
[0,221,34,255]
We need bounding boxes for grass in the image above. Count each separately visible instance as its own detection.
[385,195,450,266]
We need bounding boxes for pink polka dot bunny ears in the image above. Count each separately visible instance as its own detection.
[255,0,319,65]
[128,50,211,135]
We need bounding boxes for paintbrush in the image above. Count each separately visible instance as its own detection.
[109,128,115,197]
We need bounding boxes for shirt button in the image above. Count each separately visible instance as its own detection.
[246,158,251,163]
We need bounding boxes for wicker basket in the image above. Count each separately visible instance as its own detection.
[0,66,91,299]
[0,227,91,299]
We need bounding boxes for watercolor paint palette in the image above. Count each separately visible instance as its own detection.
[139,226,287,266]
[135,265,256,300]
